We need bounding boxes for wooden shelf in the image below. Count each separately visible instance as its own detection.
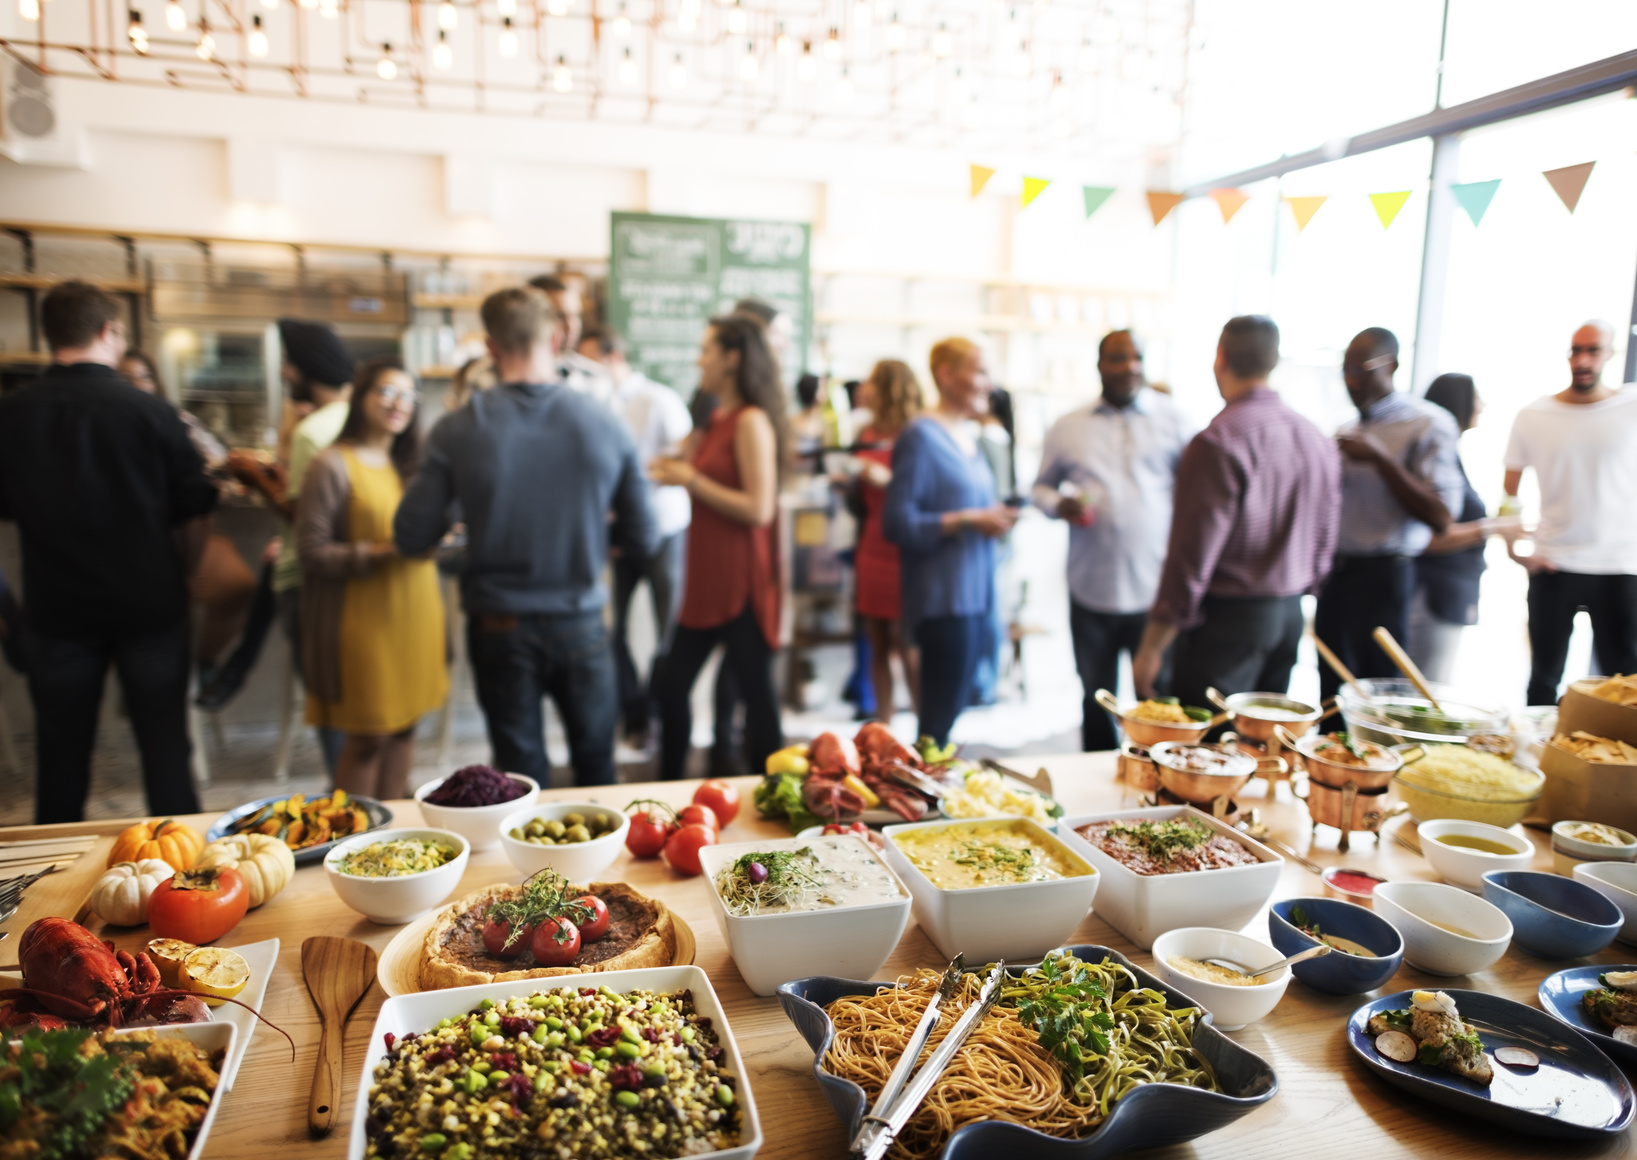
[0,349,51,364]
[0,273,145,293]
[412,293,486,310]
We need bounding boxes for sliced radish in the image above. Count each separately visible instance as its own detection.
[1494,1047,1539,1068]
[1614,1026,1637,1047]
[1375,1030,1417,1062]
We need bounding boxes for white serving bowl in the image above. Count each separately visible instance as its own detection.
[1372,880,1512,976]
[349,964,761,1160]
[1552,820,1637,876]
[323,827,471,924]
[1149,927,1291,1031]
[1056,805,1284,950]
[881,817,1099,962]
[113,1021,237,1160]
[498,801,629,882]
[1573,860,1637,946]
[1416,819,1534,890]
[413,772,539,852]
[698,834,912,996]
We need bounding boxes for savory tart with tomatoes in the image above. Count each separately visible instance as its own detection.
[419,871,677,991]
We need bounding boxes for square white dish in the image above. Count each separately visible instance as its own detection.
[1057,805,1284,950]
[347,964,762,1160]
[210,936,278,1089]
[109,1020,238,1160]
[881,816,1099,962]
[698,834,912,996]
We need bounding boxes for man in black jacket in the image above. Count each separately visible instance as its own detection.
[0,281,218,822]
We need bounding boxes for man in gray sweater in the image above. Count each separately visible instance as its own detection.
[396,287,657,786]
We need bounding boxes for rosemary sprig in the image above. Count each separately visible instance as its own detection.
[485,869,594,949]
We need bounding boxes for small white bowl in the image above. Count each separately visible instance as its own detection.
[498,801,629,883]
[414,773,539,853]
[323,827,470,924]
[1416,819,1534,891]
[1573,860,1637,945]
[698,835,912,996]
[1552,820,1637,862]
[881,817,1099,963]
[1149,927,1291,1031]
[1372,881,1512,976]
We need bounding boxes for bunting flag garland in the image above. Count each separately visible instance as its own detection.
[1542,162,1595,213]
[969,164,996,198]
[1146,191,1184,226]
[1021,176,1052,208]
[1449,179,1500,226]
[1209,188,1250,224]
[1368,191,1412,229]
[1284,195,1328,232]
[1081,185,1115,219]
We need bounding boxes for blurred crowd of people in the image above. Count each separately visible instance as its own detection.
[1,278,1633,823]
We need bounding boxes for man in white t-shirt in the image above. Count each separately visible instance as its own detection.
[579,327,693,743]
[1503,320,1637,705]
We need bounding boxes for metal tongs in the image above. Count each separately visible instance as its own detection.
[850,959,1008,1160]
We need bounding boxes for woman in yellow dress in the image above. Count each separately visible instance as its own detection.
[296,358,447,797]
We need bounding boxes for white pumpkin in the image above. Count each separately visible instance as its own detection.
[194,834,296,908]
[90,859,175,926]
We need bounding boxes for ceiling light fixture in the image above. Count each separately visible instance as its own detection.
[553,54,572,91]
[852,0,870,28]
[885,12,904,51]
[1078,36,1095,70]
[738,42,758,80]
[835,66,853,102]
[612,1,630,37]
[545,0,569,16]
[318,0,338,20]
[668,51,686,87]
[438,0,457,29]
[377,42,397,78]
[19,0,39,19]
[498,15,517,56]
[165,0,186,29]
[932,22,951,57]
[774,22,791,54]
[1050,69,1070,107]
[496,0,515,15]
[433,28,452,68]
[195,18,215,59]
[822,26,841,60]
[258,0,276,10]
[677,0,696,29]
[618,46,637,83]
[725,0,745,34]
[249,13,269,55]
[797,40,816,81]
[127,9,149,52]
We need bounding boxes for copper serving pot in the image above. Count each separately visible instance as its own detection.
[1096,689,1229,748]
[1300,778,1395,833]
[1207,688,1335,744]
[1147,741,1287,808]
[1116,742,1158,791]
[1280,726,1423,792]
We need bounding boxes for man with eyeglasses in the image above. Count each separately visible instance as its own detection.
[1314,327,1464,702]
[1503,320,1637,705]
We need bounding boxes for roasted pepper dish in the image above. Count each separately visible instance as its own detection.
[363,986,740,1159]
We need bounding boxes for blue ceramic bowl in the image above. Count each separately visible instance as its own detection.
[1481,870,1623,959]
[1267,897,1404,994]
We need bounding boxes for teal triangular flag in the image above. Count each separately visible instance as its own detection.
[1082,185,1115,219]
[1449,179,1501,227]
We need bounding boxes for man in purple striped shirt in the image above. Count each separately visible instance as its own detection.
[1132,316,1341,707]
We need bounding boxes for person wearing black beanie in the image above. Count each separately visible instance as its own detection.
[278,317,356,390]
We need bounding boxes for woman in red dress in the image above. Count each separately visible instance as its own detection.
[850,359,924,720]
[650,315,789,780]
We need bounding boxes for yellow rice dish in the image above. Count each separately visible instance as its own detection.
[1129,699,1195,724]
[1395,745,1544,827]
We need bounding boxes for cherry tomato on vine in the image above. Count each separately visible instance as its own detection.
[624,800,677,858]
[677,804,719,834]
[573,895,610,942]
[692,779,741,826]
[482,916,533,959]
[663,823,717,877]
[530,917,582,966]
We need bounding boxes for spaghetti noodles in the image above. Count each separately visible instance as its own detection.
[822,953,1217,1159]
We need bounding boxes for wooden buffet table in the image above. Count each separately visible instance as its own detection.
[3,754,1633,1159]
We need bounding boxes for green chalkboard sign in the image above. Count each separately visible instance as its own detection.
[607,211,810,397]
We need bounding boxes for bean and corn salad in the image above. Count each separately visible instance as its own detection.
[363,987,740,1159]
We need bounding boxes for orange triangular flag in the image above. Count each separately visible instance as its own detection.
[1368,191,1412,229]
[1146,191,1184,226]
[970,164,996,198]
[1209,188,1249,224]
[1021,176,1051,208]
[1284,195,1327,232]
[1542,162,1595,213]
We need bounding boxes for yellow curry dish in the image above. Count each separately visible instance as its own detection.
[891,819,1092,890]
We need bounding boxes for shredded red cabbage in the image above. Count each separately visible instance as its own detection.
[424,764,528,807]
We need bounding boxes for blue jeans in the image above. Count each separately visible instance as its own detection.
[467,610,618,787]
[611,531,686,735]
[915,614,986,748]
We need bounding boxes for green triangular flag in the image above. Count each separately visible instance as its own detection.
[1449,179,1501,227]
[1081,185,1115,219]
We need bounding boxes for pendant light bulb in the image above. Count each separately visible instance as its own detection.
[774,23,791,55]
[835,66,853,102]
[725,0,745,34]
[498,16,518,56]
[932,22,951,57]
[433,28,452,68]
[852,0,870,28]
[248,13,269,55]
[822,26,840,60]
[618,46,637,83]
[797,40,815,81]
[437,0,456,29]
[612,0,630,37]
[128,9,149,52]
[885,12,904,51]
[668,51,686,88]
[552,53,572,91]
[19,0,39,20]
[496,0,515,14]
[165,0,186,29]
[258,0,276,10]
[377,42,397,78]
[318,0,338,20]
[296,0,316,9]
[544,0,568,15]
[677,0,696,30]
[1078,37,1095,70]
[738,43,758,80]
[195,19,215,59]
[1050,69,1070,108]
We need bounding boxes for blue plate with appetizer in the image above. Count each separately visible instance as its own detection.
[207,790,392,865]
[1348,988,1634,1138]
[777,943,1277,1160]
[1538,965,1637,1067]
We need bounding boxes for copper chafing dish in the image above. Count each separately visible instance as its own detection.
[1144,741,1287,808]
[1207,688,1335,744]
[1116,742,1159,791]
[1280,726,1422,792]
[1295,779,1402,852]
[1096,689,1229,747]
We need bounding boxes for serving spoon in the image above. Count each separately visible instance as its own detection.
[1201,943,1331,980]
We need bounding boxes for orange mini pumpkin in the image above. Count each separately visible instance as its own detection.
[108,819,205,872]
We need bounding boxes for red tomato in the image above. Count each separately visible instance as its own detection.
[147,867,248,944]
[692,779,741,826]
[677,804,719,834]
[481,917,533,959]
[663,823,717,877]
[574,895,610,942]
[625,812,672,859]
[530,917,582,966]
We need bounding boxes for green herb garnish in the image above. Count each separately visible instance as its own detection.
[716,848,826,915]
[1104,818,1213,862]
[0,1028,138,1160]
[485,869,593,949]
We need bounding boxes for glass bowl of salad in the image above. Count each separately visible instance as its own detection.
[324,827,470,924]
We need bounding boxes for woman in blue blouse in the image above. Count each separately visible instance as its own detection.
[884,338,1019,746]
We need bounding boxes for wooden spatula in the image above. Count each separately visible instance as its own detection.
[302,936,378,1137]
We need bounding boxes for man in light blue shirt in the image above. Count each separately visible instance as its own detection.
[1032,331,1193,750]
[1315,326,1464,701]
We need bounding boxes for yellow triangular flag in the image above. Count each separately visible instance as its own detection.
[1146,191,1184,226]
[1021,176,1051,209]
[1284,195,1328,232]
[1209,188,1249,224]
[1368,191,1412,229]
[1542,161,1595,213]
[970,165,996,198]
